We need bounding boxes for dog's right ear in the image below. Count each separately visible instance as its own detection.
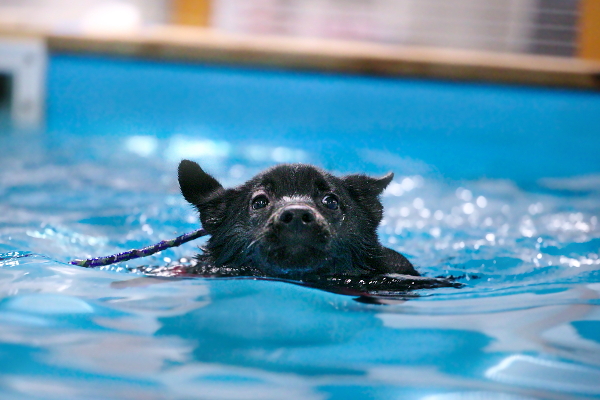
[178,160,223,205]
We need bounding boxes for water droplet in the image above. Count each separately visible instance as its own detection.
[413,198,424,209]
[386,182,404,196]
[456,187,473,201]
[476,196,487,208]
[401,177,415,191]
[462,203,475,215]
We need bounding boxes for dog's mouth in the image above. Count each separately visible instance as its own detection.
[252,205,334,277]
[260,229,331,266]
[265,240,329,260]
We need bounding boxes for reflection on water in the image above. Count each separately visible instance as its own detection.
[0,133,599,399]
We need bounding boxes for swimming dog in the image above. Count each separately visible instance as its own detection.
[178,160,419,281]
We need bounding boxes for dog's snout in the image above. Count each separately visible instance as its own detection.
[277,205,316,228]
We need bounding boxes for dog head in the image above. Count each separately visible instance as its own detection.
[178,160,393,279]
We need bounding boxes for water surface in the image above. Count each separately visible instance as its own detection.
[1,132,599,400]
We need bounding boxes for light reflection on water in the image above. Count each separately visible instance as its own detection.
[0,133,599,400]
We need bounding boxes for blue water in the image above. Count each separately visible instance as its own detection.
[1,55,600,399]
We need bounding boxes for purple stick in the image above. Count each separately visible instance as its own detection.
[70,228,208,268]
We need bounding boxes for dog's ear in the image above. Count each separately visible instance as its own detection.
[196,190,232,232]
[178,160,223,205]
[341,172,393,225]
[341,172,394,199]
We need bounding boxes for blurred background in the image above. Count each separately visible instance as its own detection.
[0,0,598,134]
[0,0,596,56]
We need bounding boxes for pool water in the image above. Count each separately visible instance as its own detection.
[1,55,600,399]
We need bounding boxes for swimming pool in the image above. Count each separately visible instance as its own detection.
[1,54,599,399]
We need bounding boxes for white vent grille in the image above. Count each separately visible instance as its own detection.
[212,0,580,56]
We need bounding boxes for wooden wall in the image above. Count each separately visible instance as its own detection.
[578,0,600,61]
[172,0,211,27]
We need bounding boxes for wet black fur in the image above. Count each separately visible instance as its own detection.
[178,160,418,280]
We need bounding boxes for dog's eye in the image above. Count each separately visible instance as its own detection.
[322,195,339,210]
[251,195,269,210]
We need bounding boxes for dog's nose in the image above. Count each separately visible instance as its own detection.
[278,205,316,228]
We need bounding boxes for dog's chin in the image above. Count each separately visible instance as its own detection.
[256,243,330,279]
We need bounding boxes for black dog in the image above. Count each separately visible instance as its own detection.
[178,160,421,282]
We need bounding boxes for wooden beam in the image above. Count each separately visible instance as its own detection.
[578,0,600,61]
[2,24,600,89]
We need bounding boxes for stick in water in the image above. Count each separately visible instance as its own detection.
[70,228,208,268]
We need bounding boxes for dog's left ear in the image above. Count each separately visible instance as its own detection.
[178,160,223,205]
[341,172,394,199]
